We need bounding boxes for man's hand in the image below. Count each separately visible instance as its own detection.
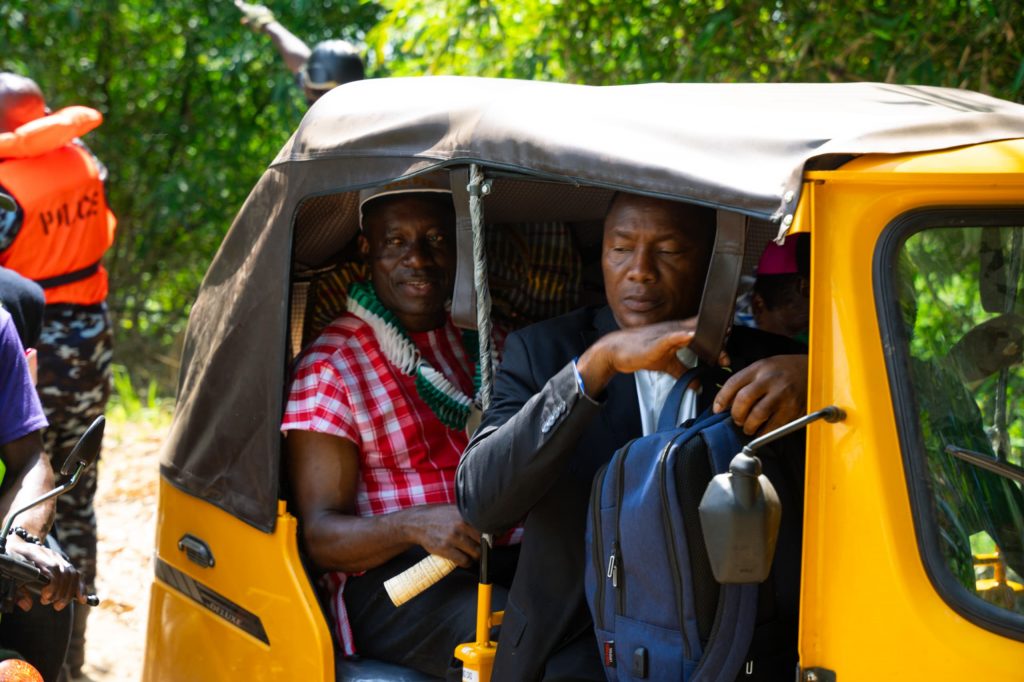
[577,319,729,396]
[6,537,86,612]
[234,0,276,31]
[402,505,481,569]
[713,354,808,435]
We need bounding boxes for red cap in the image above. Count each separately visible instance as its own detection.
[756,238,800,276]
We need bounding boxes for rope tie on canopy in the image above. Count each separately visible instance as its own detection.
[468,164,495,410]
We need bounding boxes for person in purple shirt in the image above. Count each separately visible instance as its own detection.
[0,306,87,679]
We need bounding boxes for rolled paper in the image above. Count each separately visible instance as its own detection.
[384,554,457,606]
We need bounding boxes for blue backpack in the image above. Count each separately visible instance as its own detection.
[585,367,779,682]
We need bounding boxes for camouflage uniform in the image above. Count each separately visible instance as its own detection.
[35,302,112,677]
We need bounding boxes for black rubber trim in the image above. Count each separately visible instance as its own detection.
[874,206,1024,643]
[155,557,270,644]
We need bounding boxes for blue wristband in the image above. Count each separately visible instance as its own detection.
[572,356,587,396]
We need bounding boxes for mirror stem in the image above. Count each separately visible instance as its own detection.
[742,405,845,457]
[0,462,88,554]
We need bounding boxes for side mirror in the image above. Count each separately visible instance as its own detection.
[699,406,845,584]
[60,416,104,477]
[699,453,781,584]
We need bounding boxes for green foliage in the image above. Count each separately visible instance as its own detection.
[971,530,997,556]
[0,0,382,392]
[369,0,1024,99]
[108,363,173,426]
[3,1,1024,397]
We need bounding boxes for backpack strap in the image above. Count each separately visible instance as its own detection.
[702,416,743,475]
[692,417,758,682]
[656,366,731,432]
[449,166,477,330]
[689,211,746,365]
[692,582,759,682]
[656,366,707,432]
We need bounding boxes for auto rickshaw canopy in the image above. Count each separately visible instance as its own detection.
[163,77,1024,532]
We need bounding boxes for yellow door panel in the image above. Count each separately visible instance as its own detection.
[143,480,333,681]
[799,171,1024,680]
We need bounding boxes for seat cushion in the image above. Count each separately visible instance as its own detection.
[336,656,443,682]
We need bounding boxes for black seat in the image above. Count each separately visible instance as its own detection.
[336,657,442,681]
[283,501,444,682]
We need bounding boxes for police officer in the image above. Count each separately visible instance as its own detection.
[0,72,115,681]
[234,0,366,106]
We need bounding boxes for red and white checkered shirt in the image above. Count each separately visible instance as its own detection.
[281,312,475,654]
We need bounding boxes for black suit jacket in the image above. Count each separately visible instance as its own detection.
[457,306,804,682]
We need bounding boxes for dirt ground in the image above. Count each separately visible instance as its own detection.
[76,415,163,682]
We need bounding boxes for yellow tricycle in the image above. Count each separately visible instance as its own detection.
[144,78,1024,681]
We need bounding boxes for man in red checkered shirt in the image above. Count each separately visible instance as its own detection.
[282,177,517,680]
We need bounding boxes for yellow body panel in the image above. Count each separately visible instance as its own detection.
[800,139,1024,678]
[143,481,333,681]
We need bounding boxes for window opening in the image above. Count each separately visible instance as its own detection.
[889,220,1024,622]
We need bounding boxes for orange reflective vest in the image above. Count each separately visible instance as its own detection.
[0,111,116,306]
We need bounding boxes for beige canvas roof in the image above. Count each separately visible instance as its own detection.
[163,77,1024,532]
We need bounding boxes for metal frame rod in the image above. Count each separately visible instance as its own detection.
[946,444,1024,486]
[742,406,846,456]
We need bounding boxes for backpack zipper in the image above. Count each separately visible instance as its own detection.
[612,446,629,616]
[659,433,693,659]
[590,458,611,631]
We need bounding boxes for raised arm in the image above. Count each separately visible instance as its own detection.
[235,1,311,74]
[286,430,480,573]
[261,20,312,74]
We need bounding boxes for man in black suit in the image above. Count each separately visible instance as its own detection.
[457,193,807,681]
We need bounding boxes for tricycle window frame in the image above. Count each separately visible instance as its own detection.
[875,206,1024,643]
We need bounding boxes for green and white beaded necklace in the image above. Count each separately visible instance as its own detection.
[347,281,480,430]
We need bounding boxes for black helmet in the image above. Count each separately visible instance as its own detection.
[301,40,365,93]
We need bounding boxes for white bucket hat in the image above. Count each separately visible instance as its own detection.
[358,173,452,230]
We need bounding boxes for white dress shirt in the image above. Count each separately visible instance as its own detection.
[635,369,698,436]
